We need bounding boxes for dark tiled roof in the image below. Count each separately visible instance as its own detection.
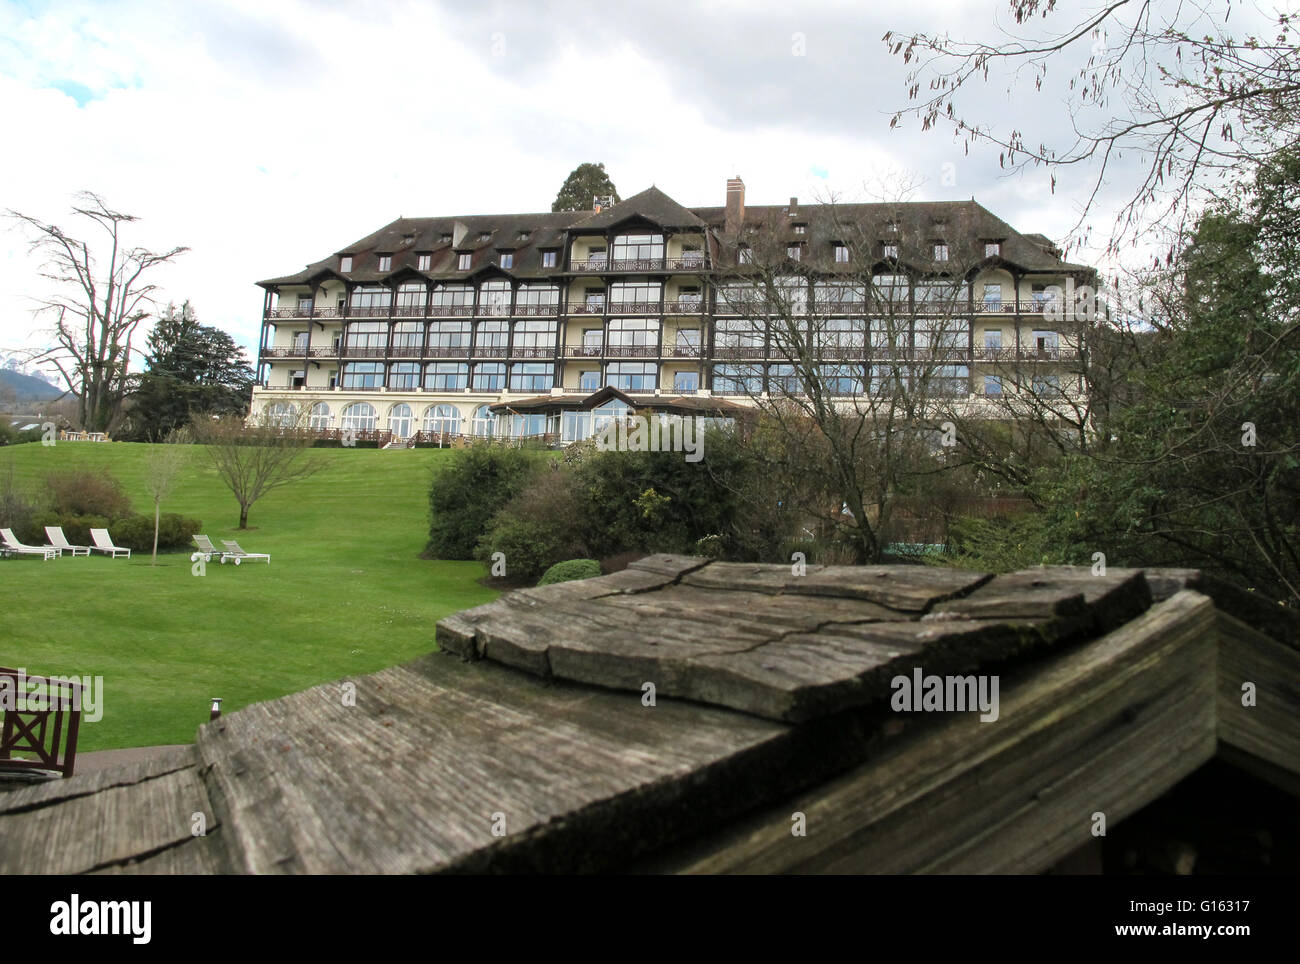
[258,189,1089,288]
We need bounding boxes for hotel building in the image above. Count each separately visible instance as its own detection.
[253,178,1096,443]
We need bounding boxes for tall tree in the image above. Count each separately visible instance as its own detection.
[127,301,254,441]
[885,1,1300,253]
[7,192,188,432]
[552,163,621,213]
[192,412,322,529]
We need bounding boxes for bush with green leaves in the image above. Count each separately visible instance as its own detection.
[424,444,543,560]
[537,558,601,586]
[475,467,590,583]
[108,513,203,552]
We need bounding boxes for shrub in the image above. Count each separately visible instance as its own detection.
[475,469,590,582]
[425,444,542,559]
[537,559,601,586]
[0,465,41,535]
[44,468,132,519]
[22,512,108,547]
[107,513,204,552]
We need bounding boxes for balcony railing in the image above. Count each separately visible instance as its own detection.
[389,346,424,358]
[475,346,508,358]
[429,304,475,316]
[569,301,606,315]
[477,303,511,316]
[669,344,703,357]
[268,307,312,319]
[611,258,664,272]
[343,346,387,358]
[393,305,427,317]
[712,346,767,359]
[310,346,341,358]
[570,259,608,272]
[607,301,659,315]
[564,345,604,358]
[602,345,658,358]
[514,303,560,316]
[510,346,554,359]
[665,257,706,272]
[664,298,705,314]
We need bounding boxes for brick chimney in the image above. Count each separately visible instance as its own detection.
[725,177,745,235]
[788,196,798,216]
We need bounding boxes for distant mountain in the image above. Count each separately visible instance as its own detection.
[0,369,64,403]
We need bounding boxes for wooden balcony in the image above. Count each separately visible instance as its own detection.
[510,347,554,359]
[347,304,391,318]
[569,302,606,315]
[665,257,706,272]
[393,305,428,318]
[663,298,705,314]
[429,304,475,317]
[513,303,560,316]
[607,301,659,315]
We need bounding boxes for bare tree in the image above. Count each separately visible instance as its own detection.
[885,0,1300,254]
[710,204,985,561]
[192,412,322,529]
[142,432,192,566]
[7,192,188,432]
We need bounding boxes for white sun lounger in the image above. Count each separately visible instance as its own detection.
[89,528,131,559]
[191,534,223,563]
[45,526,91,557]
[220,540,270,565]
[0,528,59,560]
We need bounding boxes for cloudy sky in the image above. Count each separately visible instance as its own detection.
[0,0,1262,377]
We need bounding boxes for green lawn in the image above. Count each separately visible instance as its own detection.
[0,441,497,752]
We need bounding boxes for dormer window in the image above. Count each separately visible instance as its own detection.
[499,251,514,269]
[417,253,432,271]
[738,245,753,264]
[787,244,802,262]
[377,254,392,272]
[792,223,807,235]
[834,243,849,263]
[516,231,530,241]
[339,255,353,272]
[541,250,557,268]
[478,232,492,242]
[457,252,472,270]
[882,242,899,260]
[887,220,899,233]
[984,241,1002,258]
[439,233,452,244]
[934,243,949,262]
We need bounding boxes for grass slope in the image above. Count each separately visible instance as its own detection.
[0,441,495,752]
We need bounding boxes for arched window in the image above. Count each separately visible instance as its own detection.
[388,403,413,438]
[308,402,331,431]
[340,402,377,432]
[423,404,461,435]
[263,402,297,427]
[470,404,498,437]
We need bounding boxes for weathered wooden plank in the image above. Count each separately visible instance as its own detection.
[932,568,1152,636]
[0,745,197,815]
[0,765,215,875]
[1216,610,1300,791]
[102,829,235,875]
[624,553,713,580]
[642,590,1217,874]
[680,561,991,612]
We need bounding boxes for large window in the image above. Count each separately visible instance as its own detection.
[475,320,508,354]
[610,281,661,306]
[915,318,969,351]
[422,404,461,435]
[431,284,473,310]
[344,322,386,351]
[391,322,423,350]
[612,233,664,262]
[1032,373,1062,396]
[768,364,802,394]
[815,318,866,355]
[819,364,864,395]
[1032,330,1060,352]
[341,362,383,389]
[607,318,658,350]
[472,363,506,391]
[263,402,297,427]
[479,279,511,315]
[716,318,765,353]
[340,402,377,431]
[915,280,969,307]
[509,363,551,392]
[607,362,656,391]
[578,370,601,391]
[513,321,556,354]
[713,364,761,394]
[470,404,498,437]
[308,402,331,431]
[424,362,468,390]
[350,286,391,312]
[774,276,807,314]
[930,364,970,396]
[388,403,413,437]
[871,273,909,303]
[816,281,866,309]
[395,282,426,311]
[718,282,762,312]
[388,363,420,390]
[428,321,471,352]
[673,370,699,392]
[516,284,559,309]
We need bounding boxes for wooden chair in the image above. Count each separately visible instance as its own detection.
[0,667,81,782]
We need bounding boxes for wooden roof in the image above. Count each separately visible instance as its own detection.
[2,560,1296,874]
